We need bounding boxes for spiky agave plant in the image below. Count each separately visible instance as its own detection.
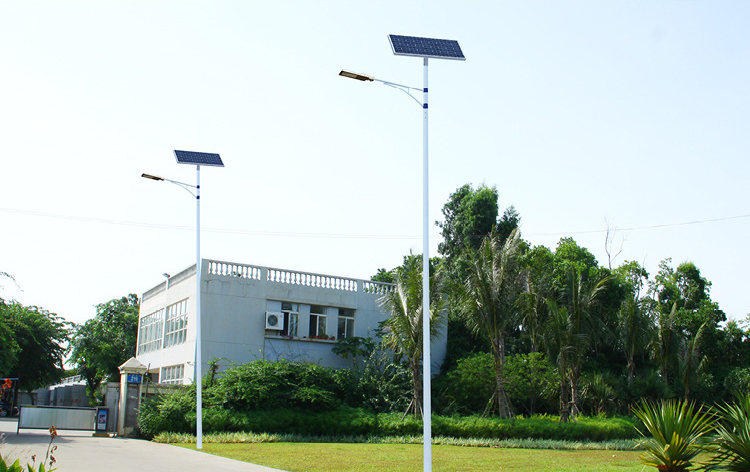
[633,398,717,472]
[704,393,750,472]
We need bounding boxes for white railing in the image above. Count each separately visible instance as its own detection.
[206,261,262,280]
[267,268,357,291]
[206,259,395,295]
[361,280,395,295]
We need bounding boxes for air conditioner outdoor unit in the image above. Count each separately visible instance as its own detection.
[265,312,285,330]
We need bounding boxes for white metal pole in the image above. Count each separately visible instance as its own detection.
[195,164,203,450]
[422,56,431,472]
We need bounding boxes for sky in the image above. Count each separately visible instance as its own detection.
[1,1,748,327]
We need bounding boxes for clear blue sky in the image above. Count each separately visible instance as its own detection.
[1,1,748,326]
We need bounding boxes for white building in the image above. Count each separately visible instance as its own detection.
[136,259,447,385]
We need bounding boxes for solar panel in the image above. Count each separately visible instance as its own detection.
[388,34,465,61]
[174,150,224,167]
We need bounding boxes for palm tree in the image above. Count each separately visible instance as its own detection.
[633,398,717,472]
[651,302,679,387]
[378,254,446,418]
[614,261,651,384]
[560,269,610,419]
[544,299,576,423]
[618,291,651,384]
[459,228,526,418]
[677,321,708,400]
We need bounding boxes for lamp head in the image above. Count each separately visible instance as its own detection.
[141,173,165,181]
[339,70,374,82]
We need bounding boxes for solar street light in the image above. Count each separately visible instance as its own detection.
[142,150,224,450]
[340,34,464,472]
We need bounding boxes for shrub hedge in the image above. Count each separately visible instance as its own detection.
[137,358,639,441]
[139,393,638,441]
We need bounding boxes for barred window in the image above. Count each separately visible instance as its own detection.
[160,364,184,385]
[164,299,189,348]
[137,309,163,354]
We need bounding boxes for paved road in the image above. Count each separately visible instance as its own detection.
[0,418,286,472]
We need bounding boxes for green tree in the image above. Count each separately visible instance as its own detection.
[504,352,556,416]
[378,254,446,418]
[435,184,521,369]
[551,268,610,420]
[613,261,651,383]
[459,228,526,418]
[520,245,555,354]
[437,184,501,260]
[543,299,576,422]
[69,294,139,402]
[0,303,20,377]
[2,302,70,396]
[676,322,708,400]
[650,302,679,388]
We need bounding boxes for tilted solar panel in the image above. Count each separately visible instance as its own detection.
[174,150,224,167]
[388,34,465,60]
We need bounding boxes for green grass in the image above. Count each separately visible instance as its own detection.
[175,442,646,472]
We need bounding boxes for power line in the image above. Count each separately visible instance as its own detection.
[528,214,750,237]
[1,207,748,240]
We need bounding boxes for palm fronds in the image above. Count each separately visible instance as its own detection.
[704,393,750,472]
[632,398,717,472]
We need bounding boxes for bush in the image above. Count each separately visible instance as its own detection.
[436,352,558,416]
[138,388,194,439]
[437,352,494,414]
[723,366,750,394]
[206,360,341,412]
[348,351,411,413]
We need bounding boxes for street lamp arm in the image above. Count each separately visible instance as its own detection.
[141,173,197,197]
[381,81,423,107]
[339,70,423,107]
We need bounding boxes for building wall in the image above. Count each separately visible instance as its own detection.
[136,259,447,384]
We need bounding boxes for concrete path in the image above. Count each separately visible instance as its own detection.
[0,418,286,472]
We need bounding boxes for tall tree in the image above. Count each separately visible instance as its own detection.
[436,184,520,368]
[0,302,20,377]
[614,261,651,383]
[556,268,610,419]
[677,322,708,399]
[437,184,500,260]
[650,259,726,394]
[543,299,576,422]
[459,228,526,418]
[520,245,555,354]
[378,254,446,418]
[69,294,139,401]
[650,302,679,388]
[1,301,69,394]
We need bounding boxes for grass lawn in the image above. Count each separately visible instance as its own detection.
[176,443,646,472]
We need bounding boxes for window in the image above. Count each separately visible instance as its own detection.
[338,308,355,339]
[160,364,184,385]
[164,299,189,348]
[309,305,327,337]
[280,302,299,337]
[137,309,163,354]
